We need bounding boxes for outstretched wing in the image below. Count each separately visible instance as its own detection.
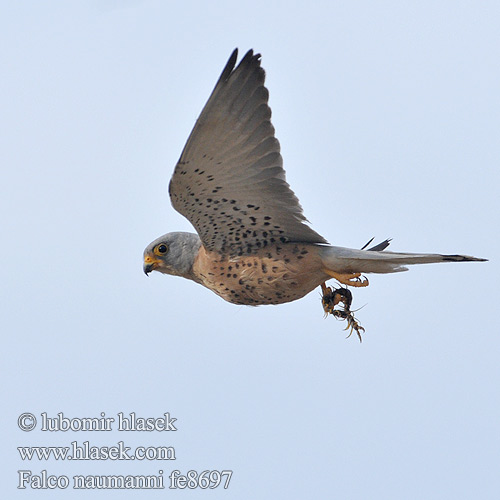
[169,49,327,256]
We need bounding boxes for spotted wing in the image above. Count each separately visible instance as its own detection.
[169,49,327,256]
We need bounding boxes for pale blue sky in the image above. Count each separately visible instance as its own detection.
[2,1,499,498]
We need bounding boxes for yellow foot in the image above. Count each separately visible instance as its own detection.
[323,270,369,287]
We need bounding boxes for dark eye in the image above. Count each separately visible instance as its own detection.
[156,244,168,255]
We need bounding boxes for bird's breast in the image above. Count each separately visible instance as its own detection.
[192,243,326,305]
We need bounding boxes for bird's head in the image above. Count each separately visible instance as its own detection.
[143,232,201,280]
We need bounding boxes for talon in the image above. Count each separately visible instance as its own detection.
[323,270,370,287]
[355,325,365,343]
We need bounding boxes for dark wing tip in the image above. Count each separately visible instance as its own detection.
[238,49,262,72]
[217,48,263,85]
[218,48,239,84]
[363,237,392,252]
[360,237,374,250]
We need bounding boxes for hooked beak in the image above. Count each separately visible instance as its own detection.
[143,255,159,276]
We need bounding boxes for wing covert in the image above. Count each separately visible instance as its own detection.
[169,49,327,256]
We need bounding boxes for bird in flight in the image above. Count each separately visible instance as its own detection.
[143,49,486,339]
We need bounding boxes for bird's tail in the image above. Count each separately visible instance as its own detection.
[319,244,487,275]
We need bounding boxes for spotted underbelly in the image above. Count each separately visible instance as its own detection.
[192,244,325,305]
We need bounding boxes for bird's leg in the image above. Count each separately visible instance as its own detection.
[323,270,369,288]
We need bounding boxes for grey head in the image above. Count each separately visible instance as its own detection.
[143,232,202,281]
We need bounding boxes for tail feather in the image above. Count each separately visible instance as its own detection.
[320,246,487,275]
